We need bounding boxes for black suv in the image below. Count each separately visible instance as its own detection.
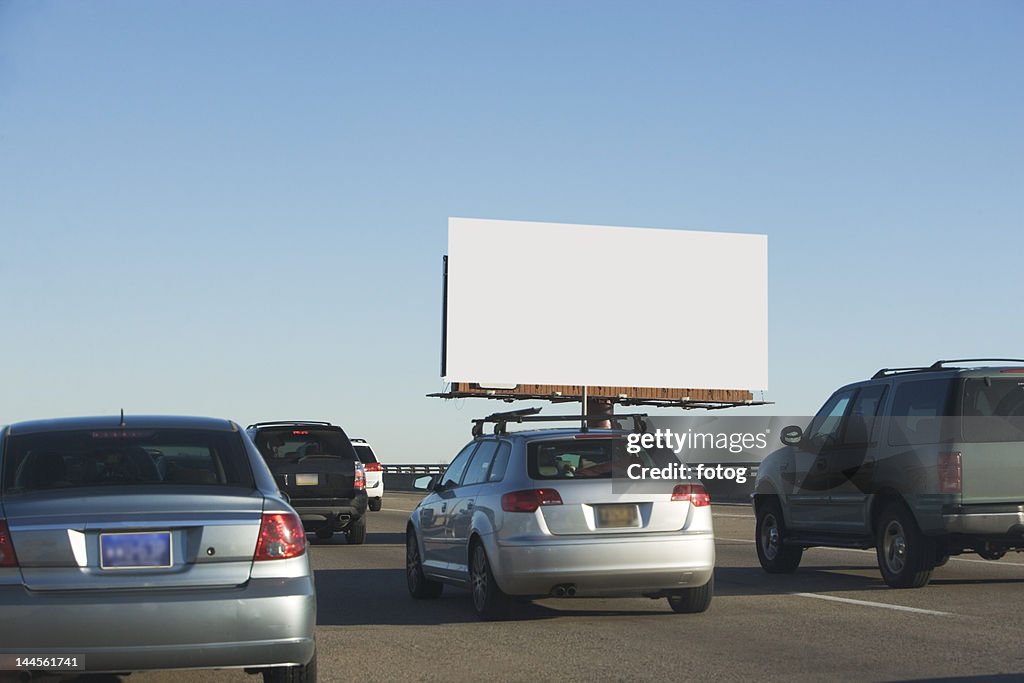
[247,420,368,544]
[753,359,1024,588]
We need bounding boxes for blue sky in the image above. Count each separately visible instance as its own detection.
[2,1,1021,463]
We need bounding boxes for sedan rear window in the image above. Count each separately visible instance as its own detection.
[527,438,675,480]
[2,429,254,493]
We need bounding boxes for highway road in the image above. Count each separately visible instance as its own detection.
[22,492,1024,682]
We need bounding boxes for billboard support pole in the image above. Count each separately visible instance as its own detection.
[581,385,588,433]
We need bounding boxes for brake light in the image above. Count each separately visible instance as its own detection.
[363,462,383,472]
[501,489,563,513]
[939,451,962,494]
[292,430,309,435]
[1000,368,1024,373]
[672,484,711,507]
[254,512,307,561]
[355,467,366,491]
[0,520,17,568]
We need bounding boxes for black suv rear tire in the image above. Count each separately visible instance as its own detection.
[755,497,803,573]
[345,516,367,545]
[875,500,935,588]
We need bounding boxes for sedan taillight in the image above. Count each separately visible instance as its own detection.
[672,484,711,507]
[254,512,307,561]
[0,520,17,567]
[501,489,563,513]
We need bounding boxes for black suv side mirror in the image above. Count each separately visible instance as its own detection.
[780,425,804,447]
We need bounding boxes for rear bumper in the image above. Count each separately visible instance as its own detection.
[488,531,715,597]
[943,504,1024,537]
[293,494,367,530]
[0,575,316,673]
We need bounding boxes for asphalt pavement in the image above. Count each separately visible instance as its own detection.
[26,492,1024,683]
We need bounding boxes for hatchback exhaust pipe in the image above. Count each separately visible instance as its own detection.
[551,583,577,597]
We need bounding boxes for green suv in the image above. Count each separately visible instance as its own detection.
[753,359,1024,588]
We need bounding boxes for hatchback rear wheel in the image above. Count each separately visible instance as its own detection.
[667,575,713,613]
[470,542,511,620]
[263,647,316,683]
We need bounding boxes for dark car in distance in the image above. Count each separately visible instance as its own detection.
[248,421,368,544]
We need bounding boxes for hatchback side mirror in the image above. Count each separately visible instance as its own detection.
[780,425,804,447]
[414,475,436,491]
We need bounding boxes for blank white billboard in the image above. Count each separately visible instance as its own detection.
[443,218,767,390]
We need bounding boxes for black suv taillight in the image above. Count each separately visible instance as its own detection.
[254,512,307,561]
[0,519,19,568]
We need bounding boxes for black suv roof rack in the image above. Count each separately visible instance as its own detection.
[872,358,1024,380]
[471,407,648,437]
[246,421,335,429]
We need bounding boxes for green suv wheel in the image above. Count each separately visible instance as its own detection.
[755,497,803,573]
[875,501,936,588]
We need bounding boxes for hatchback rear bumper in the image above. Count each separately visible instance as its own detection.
[0,575,315,673]
[489,531,715,597]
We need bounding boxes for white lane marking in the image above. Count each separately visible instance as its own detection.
[791,592,951,616]
[717,537,1024,567]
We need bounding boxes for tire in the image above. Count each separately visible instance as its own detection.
[406,529,443,599]
[315,528,333,540]
[469,541,511,620]
[755,497,803,573]
[345,516,367,545]
[263,647,316,683]
[875,500,935,588]
[368,498,382,512]
[667,575,714,614]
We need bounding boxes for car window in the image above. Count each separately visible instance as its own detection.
[462,441,499,486]
[527,437,675,480]
[841,385,888,446]
[807,389,854,444]
[3,429,254,492]
[888,378,956,446]
[439,442,478,489]
[352,444,377,463]
[487,442,512,482]
[253,427,358,463]
[961,378,1024,442]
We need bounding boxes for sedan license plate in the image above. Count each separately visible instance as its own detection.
[295,473,319,486]
[100,531,172,569]
[595,504,639,528]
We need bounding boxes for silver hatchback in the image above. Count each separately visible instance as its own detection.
[406,421,715,619]
[0,415,316,680]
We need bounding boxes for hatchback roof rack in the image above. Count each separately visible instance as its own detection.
[246,421,335,429]
[872,358,1024,380]
[471,407,648,437]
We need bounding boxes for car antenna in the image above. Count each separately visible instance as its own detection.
[120,408,126,428]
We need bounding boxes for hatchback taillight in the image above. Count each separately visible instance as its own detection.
[364,462,383,472]
[0,520,17,568]
[672,484,711,507]
[355,467,366,491]
[939,451,962,494]
[501,489,563,513]
[254,512,307,561]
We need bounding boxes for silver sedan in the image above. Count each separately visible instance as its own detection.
[0,415,316,681]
